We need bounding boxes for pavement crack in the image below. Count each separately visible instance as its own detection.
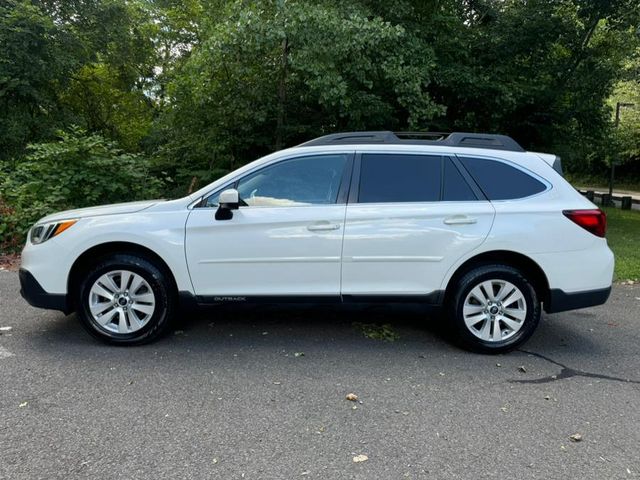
[510,350,640,385]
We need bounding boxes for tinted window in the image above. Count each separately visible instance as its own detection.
[358,154,441,203]
[225,154,347,207]
[443,158,477,201]
[459,157,546,200]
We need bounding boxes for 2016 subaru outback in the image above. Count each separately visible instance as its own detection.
[19,131,613,353]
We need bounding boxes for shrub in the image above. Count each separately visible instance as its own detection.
[0,127,163,252]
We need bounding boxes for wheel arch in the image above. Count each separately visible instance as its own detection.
[443,250,550,306]
[67,241,179,309]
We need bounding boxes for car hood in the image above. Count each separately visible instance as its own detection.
[38,200,163,223]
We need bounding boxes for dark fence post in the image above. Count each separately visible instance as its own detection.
[586,190,594,201]
[601,193,612,207]
[621,196,632,210]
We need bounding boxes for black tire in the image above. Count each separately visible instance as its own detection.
[447,264,541,354]
[76,253,176,345]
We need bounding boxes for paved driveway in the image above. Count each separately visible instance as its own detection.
[0,271,639,479]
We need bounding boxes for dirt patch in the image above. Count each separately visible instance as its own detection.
[0,254,20,272]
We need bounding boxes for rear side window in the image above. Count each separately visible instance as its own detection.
[459,157,546,200]
[358,154,441,203]
[443,158,477,201]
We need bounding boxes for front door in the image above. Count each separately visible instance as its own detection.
[185,152,353,298]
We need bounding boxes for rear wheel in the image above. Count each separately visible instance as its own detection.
[448,264,540,354]
[76,253,176,345]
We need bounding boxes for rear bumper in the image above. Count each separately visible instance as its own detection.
[545,286,611,314]
[19,268,71,314]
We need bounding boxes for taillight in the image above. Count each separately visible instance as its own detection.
[562,209,607,238]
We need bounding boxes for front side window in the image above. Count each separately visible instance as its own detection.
[358,154,441,203]
[204,154,349,207]
[459,156,546,200]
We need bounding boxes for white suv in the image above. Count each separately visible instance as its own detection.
[19,132,614,353]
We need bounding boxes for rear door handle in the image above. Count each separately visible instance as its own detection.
[307,222,341,231]
[443,215,477,225]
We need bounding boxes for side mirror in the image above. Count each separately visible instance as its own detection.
[215,188,239,221]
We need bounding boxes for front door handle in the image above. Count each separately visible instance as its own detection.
[443,215,477,225]
[307,222,341,232]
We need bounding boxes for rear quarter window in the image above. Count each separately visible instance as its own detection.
[459,157,546,200]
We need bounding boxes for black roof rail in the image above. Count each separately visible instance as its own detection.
[297,131,525,152]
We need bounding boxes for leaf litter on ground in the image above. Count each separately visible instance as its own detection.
[352,322,400,342]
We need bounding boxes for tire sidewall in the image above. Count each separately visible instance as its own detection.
[77,254,173,345]
[450,265,540,353]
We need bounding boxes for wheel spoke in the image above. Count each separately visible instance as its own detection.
[492,317,503,341]
[503,307,526,321]
[464,312,486,329]
[128,308,143,329]
[130,291,154,303]
[120,271,132,292]
[129,275,144,295]
[479,318,492,340]
[131,302,154,316]
[502,289,524,308]
[463,304,485,316]
[117,310,129,333]
[96,308,117,326]
[494,282,512,302]
[91,283,114,301]
[98,272,120,293]
[90,301,113,317]
[500,316,522,331]
[481,281,496,301]
[469,285,488,304]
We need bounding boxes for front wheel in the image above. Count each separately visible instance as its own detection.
[448,264,541,354]
[76,253,176,345]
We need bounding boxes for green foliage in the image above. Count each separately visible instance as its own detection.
[62,63,154,152]
[603,207,640,281]
[155,0,442,189]
[0,0,74,161]
[609,45,640,178]
[0,128,163,251]
[353,322,401,342]
[1,0,640,247]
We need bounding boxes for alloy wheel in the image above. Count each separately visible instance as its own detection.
[88,270,156,334]
[462,279,527,342]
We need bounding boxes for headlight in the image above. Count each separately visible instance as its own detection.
[30,219,78,245]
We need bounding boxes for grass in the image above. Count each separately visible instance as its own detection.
[604,207,640,281]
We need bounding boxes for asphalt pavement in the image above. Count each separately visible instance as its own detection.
[1,270,639,479]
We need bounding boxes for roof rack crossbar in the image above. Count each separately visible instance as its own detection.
[297,131,525,152]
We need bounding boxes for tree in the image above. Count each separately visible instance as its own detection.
[155,0,442,191]
[0,1,73,162]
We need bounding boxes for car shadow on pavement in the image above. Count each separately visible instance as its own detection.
[26,302,606,361]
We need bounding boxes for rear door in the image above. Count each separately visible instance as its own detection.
[341,152,495,298]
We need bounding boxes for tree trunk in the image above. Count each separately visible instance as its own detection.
[275,36,289,151]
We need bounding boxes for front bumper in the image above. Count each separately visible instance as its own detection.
[19,269,71,314]
[544,286,611,314]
